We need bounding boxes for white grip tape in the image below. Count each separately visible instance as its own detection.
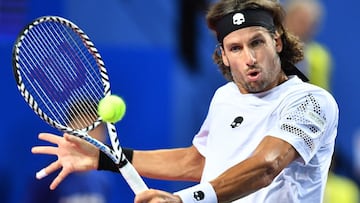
[119,163,148,194]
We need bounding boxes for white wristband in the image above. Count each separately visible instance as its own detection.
[174,182,218,203]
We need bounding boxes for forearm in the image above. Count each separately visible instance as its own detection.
[211,136,299,202]
[174,156,274,203]
[133,146,204,181]
[175,136,299,203]
[211,156,276,202]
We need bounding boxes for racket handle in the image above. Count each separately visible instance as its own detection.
[120,162,149,194]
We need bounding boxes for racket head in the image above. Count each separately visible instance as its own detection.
[13,16,150,194]
[12,16,111,133]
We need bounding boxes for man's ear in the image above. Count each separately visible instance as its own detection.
[274,32,283,53]
[221,47,230,66]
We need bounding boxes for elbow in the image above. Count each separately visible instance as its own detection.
[179,146,205,181]
[258,157,283,188]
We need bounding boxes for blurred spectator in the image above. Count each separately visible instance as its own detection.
[178,0,209,72]
[285,1,360,202]
[284,0,332,91]
[324,152,360,203]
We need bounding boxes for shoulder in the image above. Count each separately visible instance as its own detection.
[214,82,237,94]
[281,77,339,125]
[295,80,337,109]
[284,76,336,103]
[211,82,239,101]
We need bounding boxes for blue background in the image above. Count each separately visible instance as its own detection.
[1,0,360,202]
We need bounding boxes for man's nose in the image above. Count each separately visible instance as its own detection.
[243,47,256,66]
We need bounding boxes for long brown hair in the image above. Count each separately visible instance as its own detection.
[206,0,304,81]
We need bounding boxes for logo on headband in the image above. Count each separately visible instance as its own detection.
[233,13,245,25]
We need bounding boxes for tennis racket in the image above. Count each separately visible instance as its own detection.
[12,16,148,194]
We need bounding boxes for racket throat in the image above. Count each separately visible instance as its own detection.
[117,156,129,168]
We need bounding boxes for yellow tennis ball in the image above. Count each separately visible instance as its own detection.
[97,95,126,123]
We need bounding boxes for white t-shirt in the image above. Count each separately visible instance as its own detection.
[193,76,338,203]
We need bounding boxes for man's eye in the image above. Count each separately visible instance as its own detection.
[230,46,241,52]
[251,39,265,47]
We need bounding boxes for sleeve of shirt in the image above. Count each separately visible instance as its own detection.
[192,116,210,157]
[267,91,338,164]
[192,88,220,157]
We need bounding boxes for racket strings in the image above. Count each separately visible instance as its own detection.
[49,23,101,128]
[20,26,74,122]
[17,19,105,130]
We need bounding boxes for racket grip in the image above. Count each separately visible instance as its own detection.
[119,162,149,194]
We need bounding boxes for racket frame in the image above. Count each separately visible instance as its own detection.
[12,16,148,194]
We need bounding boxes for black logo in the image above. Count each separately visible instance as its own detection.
[193,190,205,201]
[230,116,243,128]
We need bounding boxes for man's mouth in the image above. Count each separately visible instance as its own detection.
[247,70,261,81]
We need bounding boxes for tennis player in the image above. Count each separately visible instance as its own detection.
[32,0,339,202]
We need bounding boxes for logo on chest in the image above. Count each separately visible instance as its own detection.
[230,116,243,128]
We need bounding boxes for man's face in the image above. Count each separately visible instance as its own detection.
[221,26,285,94]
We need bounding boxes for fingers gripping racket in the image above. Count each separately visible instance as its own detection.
[12,16,148,194]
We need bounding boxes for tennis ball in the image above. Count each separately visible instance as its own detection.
[97,95,126,123]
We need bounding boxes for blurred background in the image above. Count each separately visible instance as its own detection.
[0,0,359,202]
